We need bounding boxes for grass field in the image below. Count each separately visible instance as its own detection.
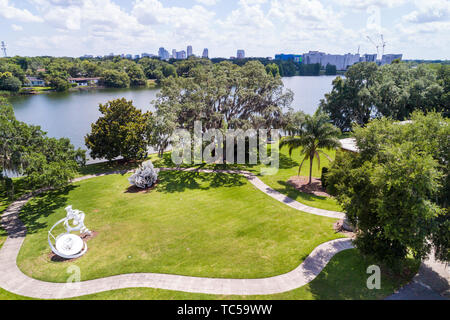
[248,146,342,211]
[0,249,419,300]
[76,145,342,212]
[17,171,344,283]
[75,249,418,300]
[1,159,419,300]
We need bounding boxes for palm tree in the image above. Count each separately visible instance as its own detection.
[280,112,341,185]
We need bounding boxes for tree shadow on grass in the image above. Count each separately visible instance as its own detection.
[77,160,142,177]
[275,180,329,203]
[19,185,78,235]
[278,152,300,170]
[307,250,421,300]
[157,170,245,194]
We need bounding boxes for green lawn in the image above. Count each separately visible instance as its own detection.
[150,144,342,212]
[73,249,419,300]
[77,143,343,212]
[17,171,344,283]
[0,249,419,300]
[250,146,342,211]
[1,167,419,301]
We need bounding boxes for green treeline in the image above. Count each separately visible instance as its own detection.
[320,62,450,131]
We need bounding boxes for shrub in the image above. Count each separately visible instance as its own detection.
[321,167,329,189]
[128,160,159,189]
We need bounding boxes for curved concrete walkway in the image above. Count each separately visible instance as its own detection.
[0,168,351,299]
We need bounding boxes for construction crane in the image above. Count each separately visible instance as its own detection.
[1,41,6,58]
[380,34,387,57]
[366,36,379,57]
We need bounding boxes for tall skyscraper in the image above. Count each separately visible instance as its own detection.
[172,49,177,59]
[202,48,209,59]
[176,50,187,60]
[381,54,403,65]
[237,50,245,59]
[158,47,170,60]
[187,45,193,57]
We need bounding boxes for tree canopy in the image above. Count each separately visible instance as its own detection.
[0,98,85,195]
[154,60,293,134]
[85,98,151,161]
[320,62,449,131]
[326,112,449,265]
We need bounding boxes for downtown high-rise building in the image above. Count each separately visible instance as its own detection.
[176,50,187,60]
[172,49,177,59]
[187,45,193,57]
[237,50,245,59]
[158,47,170,60]
[202,48,209,59]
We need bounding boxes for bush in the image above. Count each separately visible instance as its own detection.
[321,167,329,189]
[128,161,159,189]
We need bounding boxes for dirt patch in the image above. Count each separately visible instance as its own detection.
[48,231,98,263]
[125,181,159,194]
[81,231,98,242]
[287,176,331,197]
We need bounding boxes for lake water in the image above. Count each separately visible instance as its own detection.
[9,76,337,151]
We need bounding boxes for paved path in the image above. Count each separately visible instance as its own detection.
[386,250,449,300]
[0,168,351,299]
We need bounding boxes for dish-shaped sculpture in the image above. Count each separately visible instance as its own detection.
[48,206,91,259]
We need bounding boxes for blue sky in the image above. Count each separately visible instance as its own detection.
[0,0,449,59]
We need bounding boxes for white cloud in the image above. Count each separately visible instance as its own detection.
[221,0,273,29]
[195,0,218,6]
[335,0,406,10]
[11,24,23,31]
[4,0,450,59]
[403,0,450,23]
[0,0,43,22]
[269,0,337,23]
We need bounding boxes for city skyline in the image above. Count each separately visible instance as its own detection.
[0,0,449,60]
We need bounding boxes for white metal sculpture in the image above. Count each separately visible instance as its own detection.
[48,206,91,259]
[128,160,159,189]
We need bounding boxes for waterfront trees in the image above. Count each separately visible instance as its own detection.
[46,74,70,92]
[0,72,22,92]
[150,60,293,160]
[102,70,130,88]
[320,62,449,131]
[154,60,293,134]
[325,64,337,75]
[125,64,147,87]
[265,63,280,77]
[0,98,85,196]
[85,98,151,162]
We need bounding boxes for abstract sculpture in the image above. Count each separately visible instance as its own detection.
[48,206,91,259]
[128,160,159,189]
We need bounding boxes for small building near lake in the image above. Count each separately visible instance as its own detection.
[68,77,101,87]
[26,76,46,87]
